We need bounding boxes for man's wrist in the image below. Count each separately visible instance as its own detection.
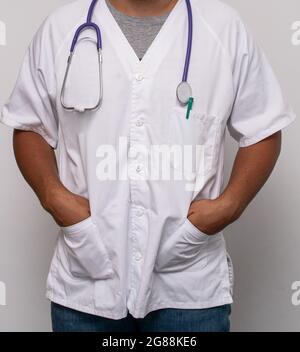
[40,182,67,214]
[218,190,245,224]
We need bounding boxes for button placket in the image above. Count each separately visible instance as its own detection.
[127,70,149,308]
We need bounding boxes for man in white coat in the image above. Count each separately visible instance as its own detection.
[1,0,295,332]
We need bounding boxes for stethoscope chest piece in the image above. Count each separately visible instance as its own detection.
[176,81,192,106]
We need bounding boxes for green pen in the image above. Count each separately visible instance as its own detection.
[186,97,194,120]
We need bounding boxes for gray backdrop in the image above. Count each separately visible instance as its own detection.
[0,0,299,332]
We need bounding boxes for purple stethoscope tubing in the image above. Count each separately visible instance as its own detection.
[70,22,102,52]
[182,0,193,83]
[75,0,193,68]
[61,0,193,112]
[71,0,102,52]
[61,0,103,111]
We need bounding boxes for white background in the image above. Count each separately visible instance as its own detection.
[0,0,299,331]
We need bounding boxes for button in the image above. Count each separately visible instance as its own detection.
[134,252,143,261]
[136,210,144,217]
[135,73,144,81]
[128,146,137,157]
[136,120,144,127]
[136,165,143,173]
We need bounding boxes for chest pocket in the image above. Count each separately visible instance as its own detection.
[168,106,223,176]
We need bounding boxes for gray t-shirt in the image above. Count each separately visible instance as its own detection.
[106,0,170,60]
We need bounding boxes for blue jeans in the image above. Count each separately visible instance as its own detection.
[51,302,231,332]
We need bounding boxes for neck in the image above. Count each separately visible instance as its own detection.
[108,0,178,17]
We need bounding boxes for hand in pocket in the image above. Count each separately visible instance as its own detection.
[188,198,237,236]
[155,218,209,273]
[44,187,91,227]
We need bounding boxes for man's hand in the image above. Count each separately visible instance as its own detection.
[43,186,91,227]
[188,132,282,236]
[13,130,90,228]
[187,196,239,236]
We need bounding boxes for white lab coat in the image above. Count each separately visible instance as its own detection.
[1,0,295,319]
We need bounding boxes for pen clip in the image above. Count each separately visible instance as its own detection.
[186,97,194,120]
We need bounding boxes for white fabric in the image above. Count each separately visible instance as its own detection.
[1,0,295,319]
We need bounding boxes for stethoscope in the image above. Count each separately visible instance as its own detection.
[61,0,194,119]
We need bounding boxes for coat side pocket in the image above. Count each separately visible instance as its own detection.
[154,218,210,273]
[62,217,113,280]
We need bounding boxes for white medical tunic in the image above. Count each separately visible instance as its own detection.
[1,0,295,319]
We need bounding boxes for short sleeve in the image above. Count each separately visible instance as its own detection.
[227,17,296,147]
[0,19,58,149]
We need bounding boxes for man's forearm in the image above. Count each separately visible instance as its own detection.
[13,130,64,209]
[13,130,90,227]
[220,131,282,221]
[188,132,282,235]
